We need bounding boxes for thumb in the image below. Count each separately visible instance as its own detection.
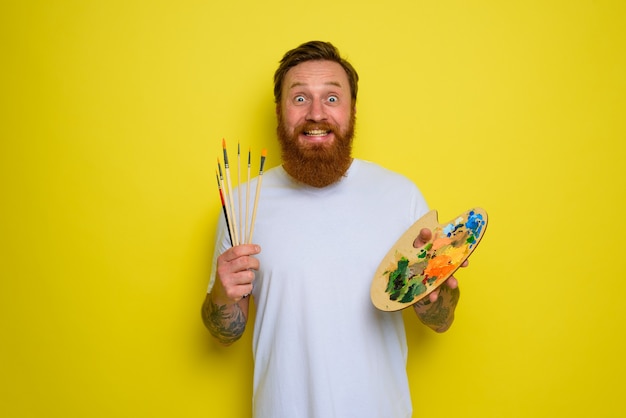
[413,228,432,248]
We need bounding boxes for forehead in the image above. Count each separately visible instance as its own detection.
[283,60,350,93]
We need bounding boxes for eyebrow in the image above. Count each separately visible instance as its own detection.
[288,81,343,90]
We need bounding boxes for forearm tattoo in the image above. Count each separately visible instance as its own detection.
[413,285,460,332]
[201,297,247,345]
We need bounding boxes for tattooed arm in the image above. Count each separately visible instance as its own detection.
[412,278,460,333]
[202,293,249,345]
[201,244,260,345]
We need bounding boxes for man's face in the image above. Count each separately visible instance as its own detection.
[277,60,356,187]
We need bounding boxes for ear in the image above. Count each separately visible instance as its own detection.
[275,104,281,117]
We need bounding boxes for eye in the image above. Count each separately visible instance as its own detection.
[294,95,306,103]
[327,95,338,103]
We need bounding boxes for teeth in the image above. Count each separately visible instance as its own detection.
[305,129,329,136]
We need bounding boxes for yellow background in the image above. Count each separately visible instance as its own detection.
[1,1,624,416]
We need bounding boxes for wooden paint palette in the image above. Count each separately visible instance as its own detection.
[371,208,488,311]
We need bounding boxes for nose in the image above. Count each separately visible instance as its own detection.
[305,98,327,122]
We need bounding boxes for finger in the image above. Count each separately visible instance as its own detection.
[217,245,261,277]
[227,281,255,302]
[241,283,254,299]
[220,270,255,301]
[229,268,256,286]
[429,289,439,303]
[413,228,432,248]
[221,244,261,263]
[460,259,469,268]
[227,254,260,274]
[445,275,458,289]
[235,282,254,301]
[216,255,259,290]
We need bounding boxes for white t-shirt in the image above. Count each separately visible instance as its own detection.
[209,159,429,418]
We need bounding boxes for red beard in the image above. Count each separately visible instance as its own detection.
[277,112,356,188]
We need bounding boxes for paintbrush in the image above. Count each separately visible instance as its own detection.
[217,159,236,247]
[216,170,233,246]
[247,149,267,244]
[237,142,243,245]
[222,139,240,246]
[245,147,251,244]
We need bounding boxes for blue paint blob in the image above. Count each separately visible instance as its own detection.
[466,211,485,237]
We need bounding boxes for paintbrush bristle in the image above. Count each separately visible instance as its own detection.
[259,149,267,172]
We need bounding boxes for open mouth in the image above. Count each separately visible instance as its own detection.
[304,129,330,137]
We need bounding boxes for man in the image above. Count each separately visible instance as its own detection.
[202,41,463,418]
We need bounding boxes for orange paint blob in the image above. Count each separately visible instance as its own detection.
[431,236,453,250]
[424,254,456,279]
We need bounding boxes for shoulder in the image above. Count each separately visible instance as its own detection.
[351,159,417,190]
[351,159,429,220]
